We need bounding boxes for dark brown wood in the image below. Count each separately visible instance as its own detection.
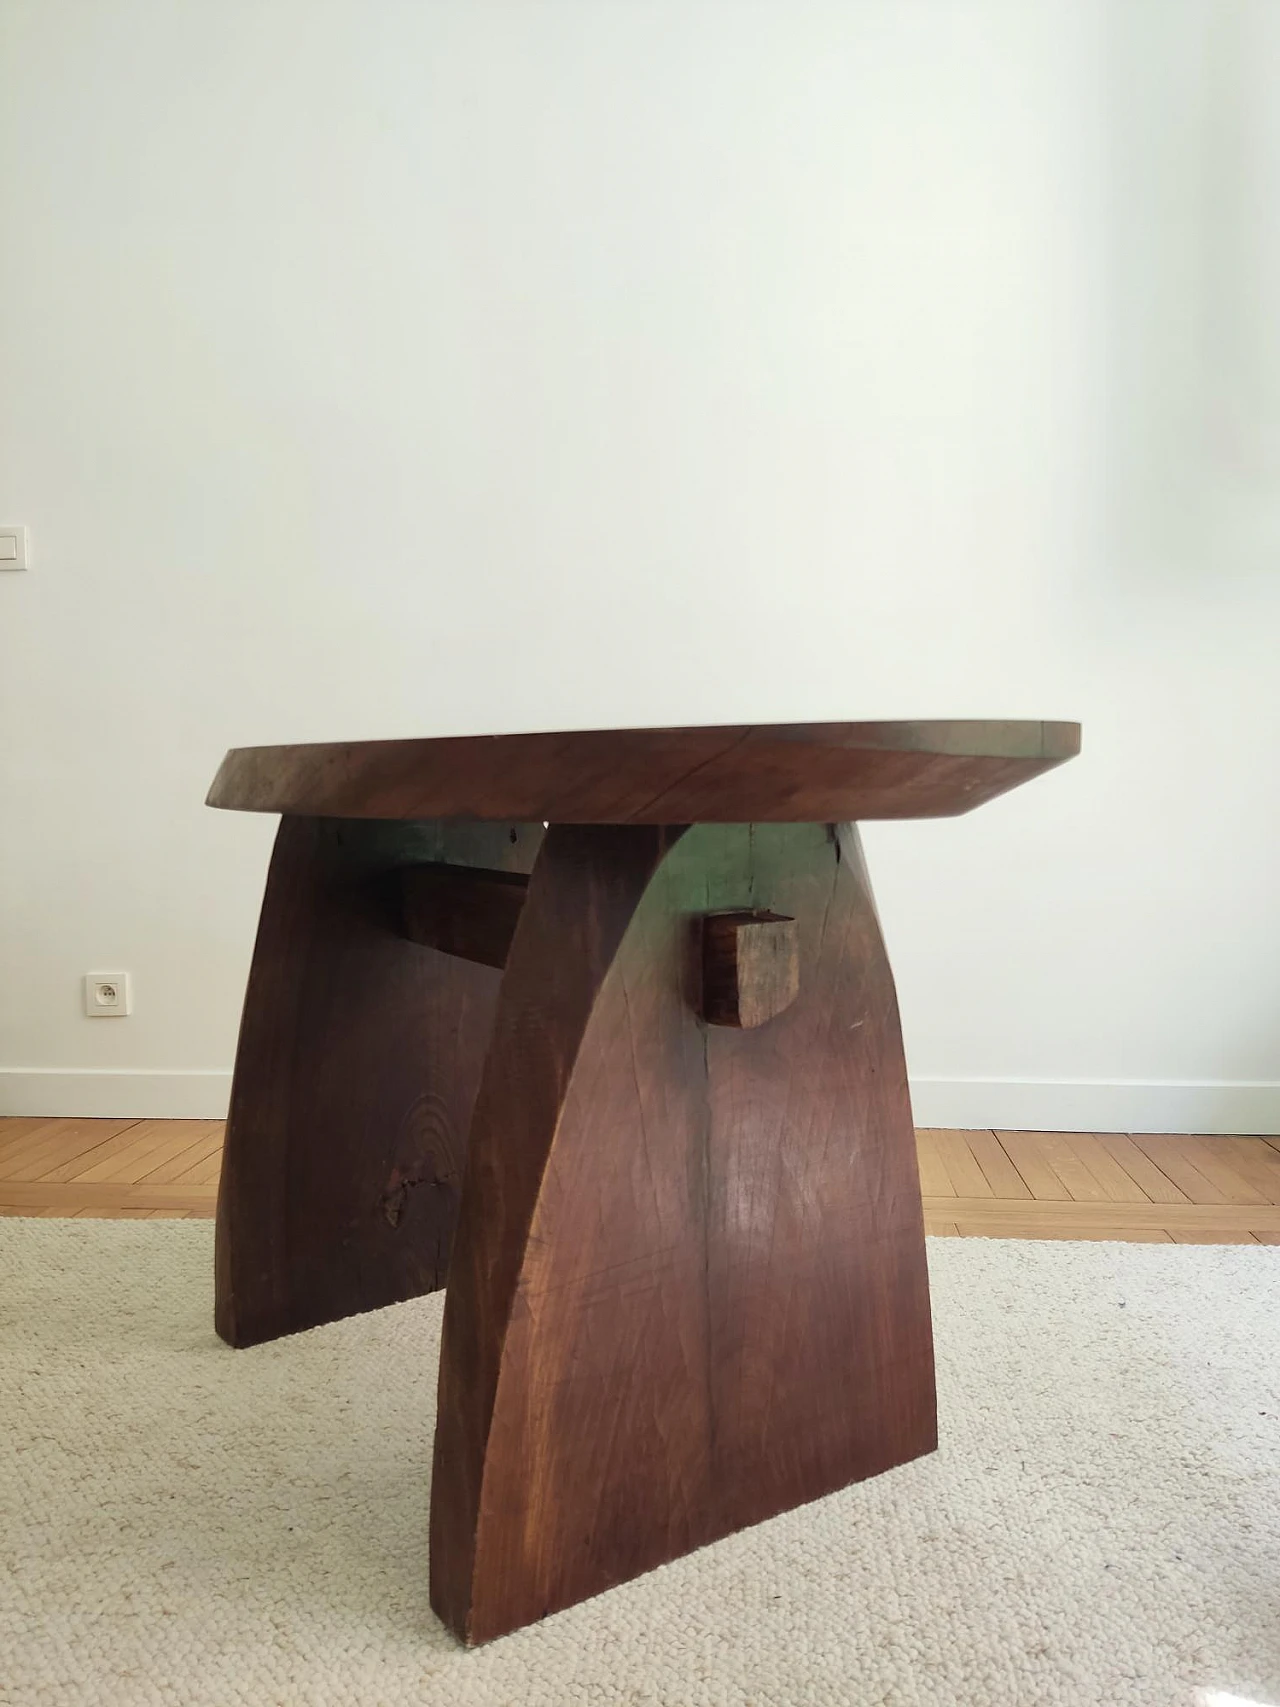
[429,822,934,1644]
[400,863,530,970]
[207,720,1081,824]
[214,817,543,1347]
[209,720,1079,1641]
[700,909,800,1028]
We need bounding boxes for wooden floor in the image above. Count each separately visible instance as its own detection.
[1,1119,1279,1242]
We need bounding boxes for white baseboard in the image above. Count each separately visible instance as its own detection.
[908,1077,1280,1136]
[2,1069,1278,1135]
[0,1070,233,1120]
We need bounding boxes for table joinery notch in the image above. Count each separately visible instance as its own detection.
[399,862,531,970]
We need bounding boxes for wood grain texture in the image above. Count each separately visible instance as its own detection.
[1093,1133,1192,1205]
[963,1129,1032,1200]
[207,721,1080,824]
[1052,1132,1153,1203]
[1127,1134,1235,1205]
[924,1129,995,1198]
[1218,1137,1280,1203]
[430,821,935,1644]
[995,1131,1075,1202]
[1167,1227,1260,1244]
[0,1180,215,1214]
[700,910,799,1028]
[914,1130,955,1198]
[919,1197,1280,1234]
[214,816,543,1347]
[0,1118,140,1182]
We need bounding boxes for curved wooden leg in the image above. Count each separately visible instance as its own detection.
[215,816,542,1348]
[430,821,935,1644]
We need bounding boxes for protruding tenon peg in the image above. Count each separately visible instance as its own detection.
[700,910,800,1029]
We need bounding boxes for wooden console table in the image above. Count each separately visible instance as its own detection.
[207,720,1079,1643]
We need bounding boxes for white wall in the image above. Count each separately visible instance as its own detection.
[2,0,1278,1132]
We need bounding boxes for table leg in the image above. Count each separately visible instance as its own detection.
[430,821,936,1644]
[214,815,541,1347]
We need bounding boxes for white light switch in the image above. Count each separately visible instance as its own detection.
[0,527,29,570]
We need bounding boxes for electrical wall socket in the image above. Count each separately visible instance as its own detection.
[84,972,132,1017]
[0,526,28,570]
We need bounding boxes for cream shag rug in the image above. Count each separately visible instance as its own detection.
[2,1222,1277,1707]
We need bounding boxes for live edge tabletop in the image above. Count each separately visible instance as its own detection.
[207,720,1080,1645]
